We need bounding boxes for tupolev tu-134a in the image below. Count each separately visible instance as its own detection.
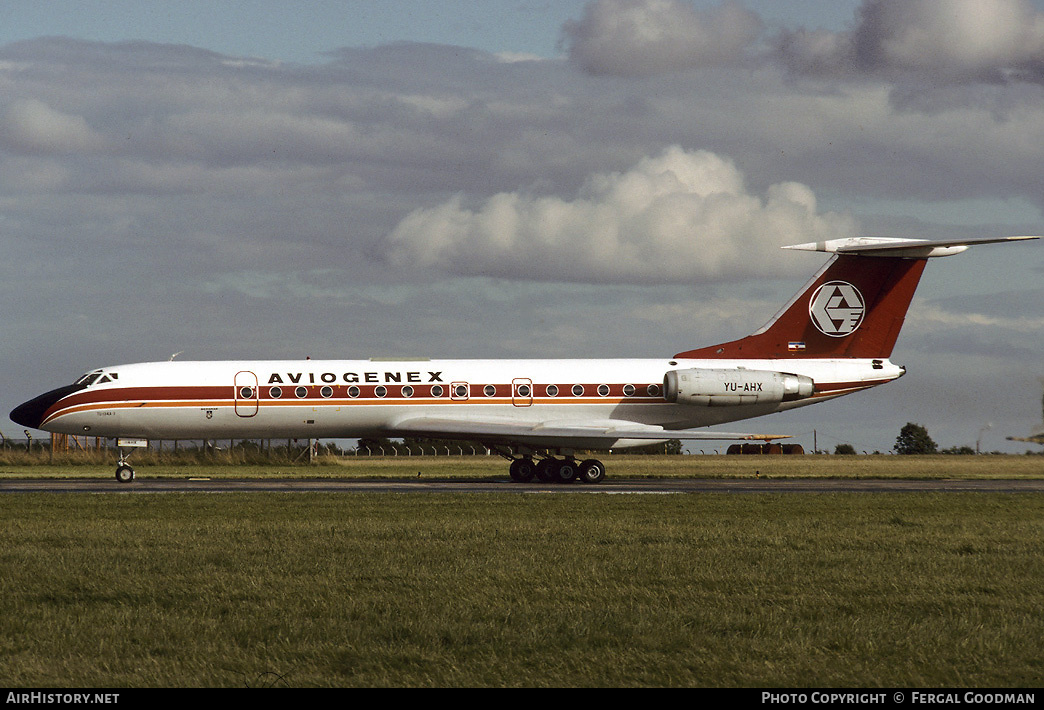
[11,235,1038,483]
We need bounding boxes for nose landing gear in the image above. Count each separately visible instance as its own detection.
[113,440,146,482]
[115,461,135,483]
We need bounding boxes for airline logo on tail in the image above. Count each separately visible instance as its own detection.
[809,280,864,337]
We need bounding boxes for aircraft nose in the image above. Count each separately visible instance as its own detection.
[9,384,85,430]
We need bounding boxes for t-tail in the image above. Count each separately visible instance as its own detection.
[675,236,1039,361]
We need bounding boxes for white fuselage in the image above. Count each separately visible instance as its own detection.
[41,357,903,443]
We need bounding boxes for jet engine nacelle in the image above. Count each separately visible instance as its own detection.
[663,368,814,407]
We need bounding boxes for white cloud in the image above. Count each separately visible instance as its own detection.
[0,98,105,154]
[910,300,1044,334]
[777,0,1044,82]
[563,0,1044,85]
[562,0,762,77]
[381,146,856,284]
[860,0,1044,73]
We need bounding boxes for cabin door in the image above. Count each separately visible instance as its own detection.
[512,378,533,407]
[234,370,259,417]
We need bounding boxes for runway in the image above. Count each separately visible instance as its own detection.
[2,477,1043,494]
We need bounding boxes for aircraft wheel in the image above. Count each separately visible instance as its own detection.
[556,460,578,483]
[115,464,135,483]
[509,458,536,483]
[578,459,606,484]
[536,457,559,482]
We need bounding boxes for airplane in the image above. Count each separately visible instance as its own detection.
[10,235,1038,483]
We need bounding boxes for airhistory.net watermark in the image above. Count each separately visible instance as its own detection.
[6,693,118,705]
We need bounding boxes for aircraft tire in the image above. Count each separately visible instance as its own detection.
[115,465,135,483]
[556,460,578,483]
[536,457,559,482]
[578,459,606,484]
[509,458,536,483]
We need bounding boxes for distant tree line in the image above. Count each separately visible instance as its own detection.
[893,422,980,455]
[831,422,1029,456]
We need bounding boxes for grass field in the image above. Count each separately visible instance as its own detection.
[2,455,1042,687]
[1,474,1043,687]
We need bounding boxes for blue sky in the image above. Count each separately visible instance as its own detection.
[3,1,586,61]
[0,1,862,62]
[1,1,1042,454]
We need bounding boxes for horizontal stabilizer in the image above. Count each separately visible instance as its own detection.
[784,235,1038,258]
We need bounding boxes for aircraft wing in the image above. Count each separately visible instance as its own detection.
[388,416,788,450]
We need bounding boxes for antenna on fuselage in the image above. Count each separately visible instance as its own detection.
[169,352,183,361]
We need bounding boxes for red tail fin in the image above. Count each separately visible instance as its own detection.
[675,236,1037,360]
[676,254,927,360]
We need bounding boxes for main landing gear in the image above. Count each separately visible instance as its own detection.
[507,456,607,484]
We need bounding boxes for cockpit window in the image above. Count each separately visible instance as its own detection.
[74,370,117,386]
